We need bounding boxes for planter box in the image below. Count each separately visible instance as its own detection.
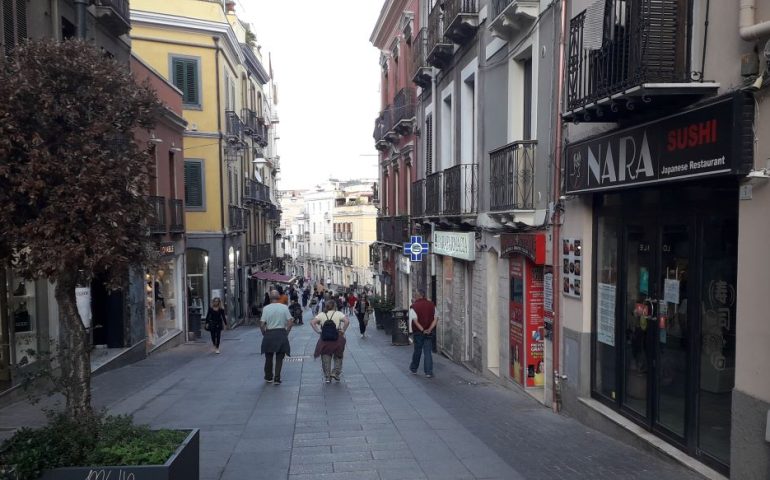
[39,429,199,480]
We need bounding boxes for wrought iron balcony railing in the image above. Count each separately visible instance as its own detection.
[411,179,425,217]
[168,198,184,233]
[564,0,705,122]
[442,0,479,44]
[229,205,246,232]
[148,196,166,235]
[411,27,432,88]
[426,2,453,69]
[393,88,416,134]
[425,172,442,216]
[489,140,536,211]
[225,110,243,143]
[241,108,257,135]
[249,243,271,263]
[443,163,478,215]
[376,216,410,245]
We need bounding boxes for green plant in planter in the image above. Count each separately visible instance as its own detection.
[370,295,394,312]
[0,411,187,480]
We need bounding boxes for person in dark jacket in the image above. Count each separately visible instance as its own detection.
[205,297,228,354]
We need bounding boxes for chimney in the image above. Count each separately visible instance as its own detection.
[225,1,236,13]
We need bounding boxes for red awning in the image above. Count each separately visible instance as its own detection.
[250,272,296,284]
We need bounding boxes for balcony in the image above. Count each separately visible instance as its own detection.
[253,122,268,147]
[489,140,536,211]
[93,0,130,36]
[225,110,243,144]
[425,172,442,216]
[168,198,185,233]
[345,232,352,241]
[489,0,539,41]
[411,27,432,88]
[266,204,280,222]
[241,108,257,135]
[411,179,425,217]
[426,2,453,69]
[442,164,478,216]
[564,0,717,123]
[228,205,246,232]
[148,196,166,235]
[303,232,310,241]
[443,0,479,44]
[373,109,394,150]
[249,243,271,264]
[376,216,410,245]
[392,88,416,135]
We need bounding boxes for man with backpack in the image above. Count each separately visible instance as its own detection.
[311,302,349,383]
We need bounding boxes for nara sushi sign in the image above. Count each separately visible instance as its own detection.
[564,93,754,194]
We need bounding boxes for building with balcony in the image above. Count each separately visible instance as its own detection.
[131,0,281,325]
[371,0,420,309]
[278,190,309,279]
[132,54,188,349]
[0,0,145,392]
[332,183,378,291]
[556,1,770,477]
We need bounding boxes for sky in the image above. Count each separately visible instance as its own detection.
[236,0,383,191]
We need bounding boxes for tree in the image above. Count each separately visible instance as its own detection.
[0,39,163,416]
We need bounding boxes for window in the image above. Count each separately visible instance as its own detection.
[184,160,204,210]
[1,0,27,57]
[171,56,200,107]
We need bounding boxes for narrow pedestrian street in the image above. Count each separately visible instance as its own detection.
[0,308,701,480]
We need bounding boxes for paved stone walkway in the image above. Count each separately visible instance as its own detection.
[0,308,703,479]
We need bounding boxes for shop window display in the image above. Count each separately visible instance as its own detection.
[146,259,179,345]
[8,273,37,366]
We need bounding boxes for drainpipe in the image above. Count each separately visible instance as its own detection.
[214,36,228,311]
[740,0,770,41]
[74,0,87,39]
[551,0,568,413]
[50,0,61,40]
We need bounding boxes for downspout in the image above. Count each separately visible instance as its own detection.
[214,36,227,310]
[74,0,87,39]
[51,0,61,41]
[552,0,568,413]
[740,0,770,41]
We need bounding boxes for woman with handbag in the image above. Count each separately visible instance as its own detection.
[204,297,228,354]
[311,302,349,383]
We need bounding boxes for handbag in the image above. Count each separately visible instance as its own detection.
[204,320,210,331]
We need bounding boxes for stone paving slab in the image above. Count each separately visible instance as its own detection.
[0,307,706,479]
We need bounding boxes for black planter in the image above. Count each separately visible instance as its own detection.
[39,429,199,480]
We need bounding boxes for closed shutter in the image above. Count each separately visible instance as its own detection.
[172,58,199,106]
[14,0,24,40]
[184,161,203,208]
[2,0,26,57]
[425,115,433,175]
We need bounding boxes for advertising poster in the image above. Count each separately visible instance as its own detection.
[526,263,545,387]
[509,257,524,385]
[562,238,582,298]
[597,283,616,346]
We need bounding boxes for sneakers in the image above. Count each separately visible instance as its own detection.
[325,377,332,383]
[332,374,340,382]
[274,379,282,385]
[425,374,434,378]
[410,369,417,375]
[361,334,365,339]
[266,378,273,383]
[215,348,220,354]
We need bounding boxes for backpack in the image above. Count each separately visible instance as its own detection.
[320,313,339,341]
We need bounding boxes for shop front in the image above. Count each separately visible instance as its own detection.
[565,93,753,473]
[500,233,547,390]
[146,241,185,348]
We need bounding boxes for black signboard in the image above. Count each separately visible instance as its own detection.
[564,93,754,194]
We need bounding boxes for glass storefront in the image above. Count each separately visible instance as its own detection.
[146,253,182,346]
[590,181,738,472]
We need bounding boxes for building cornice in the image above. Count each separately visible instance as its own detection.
[130,10,243,68]
[370,0,409,49]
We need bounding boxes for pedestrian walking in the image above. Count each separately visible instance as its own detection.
[302,287,310,309]
[409,289,438,378]
[311,302,349,383]
[355,293,368,338]
[260,290,293,385]
[204,297,228,354]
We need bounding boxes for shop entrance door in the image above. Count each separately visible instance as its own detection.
[622,218,692,445]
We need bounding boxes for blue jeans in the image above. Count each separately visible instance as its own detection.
[410,332,434,375]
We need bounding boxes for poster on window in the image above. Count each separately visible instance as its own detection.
[597,283,616,346]
[509,257,525,385]
[562,238,582,299]
[526,263,545,387]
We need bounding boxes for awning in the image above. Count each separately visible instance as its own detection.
[250,272,296,284]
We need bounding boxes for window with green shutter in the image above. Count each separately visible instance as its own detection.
[184,160,204,210]
[171,56,200,107]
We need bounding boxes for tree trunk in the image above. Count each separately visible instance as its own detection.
[54,271,92,417]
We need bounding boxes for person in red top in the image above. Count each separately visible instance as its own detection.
[409,289,437,378]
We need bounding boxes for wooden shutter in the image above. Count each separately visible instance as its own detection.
[172,58,199,105]
[184,161,203,208]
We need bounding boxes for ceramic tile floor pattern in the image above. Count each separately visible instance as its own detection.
[0,308,704,479]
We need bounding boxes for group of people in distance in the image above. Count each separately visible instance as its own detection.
[203,282,438,383]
